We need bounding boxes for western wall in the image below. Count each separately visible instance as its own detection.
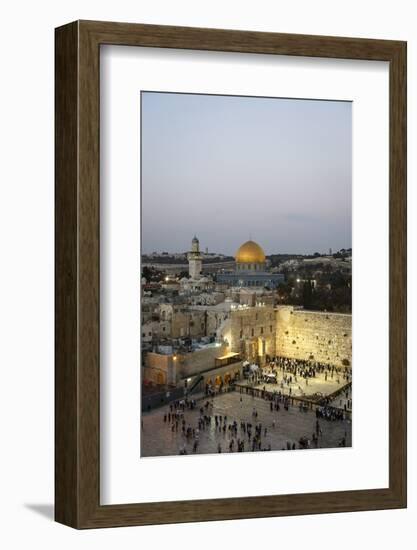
[275,306,352,368]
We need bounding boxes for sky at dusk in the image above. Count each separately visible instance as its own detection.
[141,91,352,256]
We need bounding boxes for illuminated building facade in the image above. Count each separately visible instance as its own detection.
[217,240,284,288]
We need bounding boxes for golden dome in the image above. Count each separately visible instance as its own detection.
[235,240,266,263]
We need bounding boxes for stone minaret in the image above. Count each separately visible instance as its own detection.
[187,235,203,279]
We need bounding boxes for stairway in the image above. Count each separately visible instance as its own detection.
[187,374,204,395]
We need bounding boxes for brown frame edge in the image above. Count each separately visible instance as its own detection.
[55,20,407,529]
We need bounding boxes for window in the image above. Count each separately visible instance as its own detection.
[251,328,254,337]
[270,325,273,332]
[261,327,264,334]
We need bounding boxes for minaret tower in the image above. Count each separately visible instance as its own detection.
[187,235,203,279]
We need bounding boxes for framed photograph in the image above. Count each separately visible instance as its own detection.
[55,20,406,528]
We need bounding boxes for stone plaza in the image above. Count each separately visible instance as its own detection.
[141,388,351,457]
[242,368,352,410]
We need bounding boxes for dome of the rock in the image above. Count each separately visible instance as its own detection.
[235,240,266,263]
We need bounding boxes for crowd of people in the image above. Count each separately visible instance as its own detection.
[244,356,352,409]
[150,356,352,456]
[158,386,349,456]
[316,404,347,421]
[266,356,351,386]
[173,402,275,455]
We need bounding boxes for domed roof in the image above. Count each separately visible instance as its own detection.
[235,240,266,263]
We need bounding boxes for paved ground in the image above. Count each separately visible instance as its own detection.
[141,390,351,458]
[243,369,350,401]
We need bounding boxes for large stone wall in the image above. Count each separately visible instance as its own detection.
[230,306,277,363]
[143,353,176,385]
[178,343,229,379]
[275,306,352,367]
[144,343,230,384]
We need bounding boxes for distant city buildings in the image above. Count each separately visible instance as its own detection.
[141,236,352,395]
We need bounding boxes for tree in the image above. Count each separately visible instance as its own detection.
[302,280,314,308]
[277,282,293,302]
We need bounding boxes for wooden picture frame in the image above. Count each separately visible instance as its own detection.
[55,20,407,528]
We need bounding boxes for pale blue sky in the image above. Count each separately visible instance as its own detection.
[141,92,352,256]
